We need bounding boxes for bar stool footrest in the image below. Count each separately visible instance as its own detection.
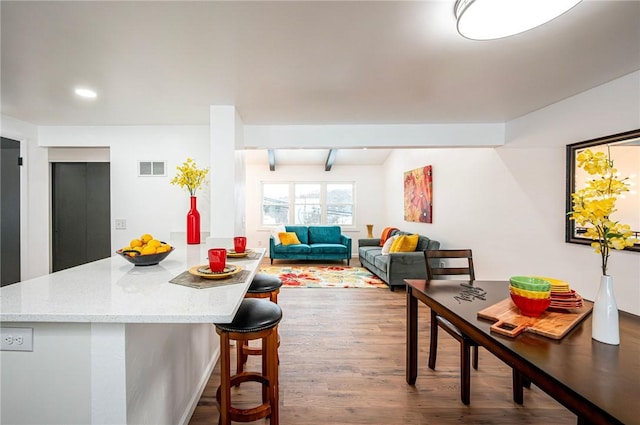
[216,372,271,422]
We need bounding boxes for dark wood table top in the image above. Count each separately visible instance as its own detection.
[405,279,640,425]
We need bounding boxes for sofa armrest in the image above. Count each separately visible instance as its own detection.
[340,234,352,259]
[358,238,381,247]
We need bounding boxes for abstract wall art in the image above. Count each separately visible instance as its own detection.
[403,165,432,223]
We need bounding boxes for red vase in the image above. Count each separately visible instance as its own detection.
[186,196,201,244]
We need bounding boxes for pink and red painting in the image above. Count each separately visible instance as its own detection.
[403,165,432,223]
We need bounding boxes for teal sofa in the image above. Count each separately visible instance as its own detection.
[269,225,352,265]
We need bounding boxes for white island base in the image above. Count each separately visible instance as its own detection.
[1,245,264,425]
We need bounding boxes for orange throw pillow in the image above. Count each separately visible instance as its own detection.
[379,227,399,247]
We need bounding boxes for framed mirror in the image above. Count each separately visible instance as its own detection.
[565,129,640,251]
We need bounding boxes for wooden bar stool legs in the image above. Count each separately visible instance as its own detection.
[215,298,282,425]
[238,273,283,376]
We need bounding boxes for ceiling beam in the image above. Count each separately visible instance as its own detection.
[268,149,275,171]
[325,149,336,171]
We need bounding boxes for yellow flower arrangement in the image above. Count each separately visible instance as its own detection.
[569,148,638,275]
[170,158,209,196]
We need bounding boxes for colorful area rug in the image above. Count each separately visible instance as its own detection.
[258,265,387,288]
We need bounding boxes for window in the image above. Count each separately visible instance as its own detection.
[262,183,289,225]
[261,182,355,226]
[326,183,353,225]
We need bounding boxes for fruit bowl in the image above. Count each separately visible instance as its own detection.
[509,285,551,299]
[510,292,551,317]
[509,276,551,292]
[116,247,174,266]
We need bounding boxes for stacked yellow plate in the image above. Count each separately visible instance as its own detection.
[534,276,583,310]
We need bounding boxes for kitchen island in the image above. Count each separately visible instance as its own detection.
[0,243,265,425]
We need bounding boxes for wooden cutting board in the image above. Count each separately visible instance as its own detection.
[477,298,592,339]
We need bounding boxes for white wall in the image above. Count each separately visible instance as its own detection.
[245,164,386,254]
[38,126,210,252]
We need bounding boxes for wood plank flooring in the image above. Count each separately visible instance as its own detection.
[188,262,576,425]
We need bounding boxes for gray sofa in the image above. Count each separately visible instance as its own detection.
[358,230,440,291]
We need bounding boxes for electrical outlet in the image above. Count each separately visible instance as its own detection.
[439,261,446,268]
[1,328,33,352]
[115,219,127,230]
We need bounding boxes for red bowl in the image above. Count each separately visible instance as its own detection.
[510,292,550,317]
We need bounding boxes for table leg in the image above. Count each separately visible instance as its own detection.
[512,368,524,405]
[406,286,418,384]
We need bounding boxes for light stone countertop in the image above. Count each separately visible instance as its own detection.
[0,244,265,323]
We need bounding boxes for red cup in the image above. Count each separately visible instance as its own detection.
[208,248,227,273]
[233,236,247,253]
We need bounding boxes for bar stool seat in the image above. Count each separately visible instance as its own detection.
[245,273,283,302]
[215,298,282,425]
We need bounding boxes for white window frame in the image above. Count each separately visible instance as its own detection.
[261,181,356,227]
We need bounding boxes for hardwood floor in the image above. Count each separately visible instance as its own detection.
[188,262,576,425]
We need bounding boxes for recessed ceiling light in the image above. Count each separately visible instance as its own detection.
[454,0,582,41]
[74,87,97,98]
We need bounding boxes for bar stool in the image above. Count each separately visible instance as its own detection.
[238,273,283,374]
[215,298,282,425]
[245,273,282,303]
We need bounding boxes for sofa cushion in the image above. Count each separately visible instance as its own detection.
[272,243,311,254]
[308,226,341,244]
[310,243,347,254]
[279,232,301,245]
[373,254,389,272]
[359,246,381,263]
[390,234,419,253]
[285,225,309,244]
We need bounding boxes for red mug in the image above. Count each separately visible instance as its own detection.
[208,248,227,273]
[233,236,247,253]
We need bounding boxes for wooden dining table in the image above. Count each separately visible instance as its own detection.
[405,279,639,425]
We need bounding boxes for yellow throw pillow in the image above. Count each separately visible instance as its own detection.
[279,232,301,245]
[389,234,419,253]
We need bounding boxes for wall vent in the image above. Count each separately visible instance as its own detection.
[138,161,166,176]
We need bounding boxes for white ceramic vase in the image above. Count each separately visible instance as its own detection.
[591,275,620,345]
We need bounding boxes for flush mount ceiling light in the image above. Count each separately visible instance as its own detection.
[74,87,97,98]
[454,0,582,40]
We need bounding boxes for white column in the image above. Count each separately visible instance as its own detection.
[208,106,246,248]
[91,323,126,424]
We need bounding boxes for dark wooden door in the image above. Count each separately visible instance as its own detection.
[1,137,21,286]
[52,162,111,272]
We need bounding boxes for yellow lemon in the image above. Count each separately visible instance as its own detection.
[130,239,143,248]
[131,246,142,253]
[121,246,131,252]
[141,245,156,255]
[140,233,153,244]
[156,245,169,253]
[147,239,162,248]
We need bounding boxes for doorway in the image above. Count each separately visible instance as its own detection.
[1,137,21,286]
[51,162,111,272]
